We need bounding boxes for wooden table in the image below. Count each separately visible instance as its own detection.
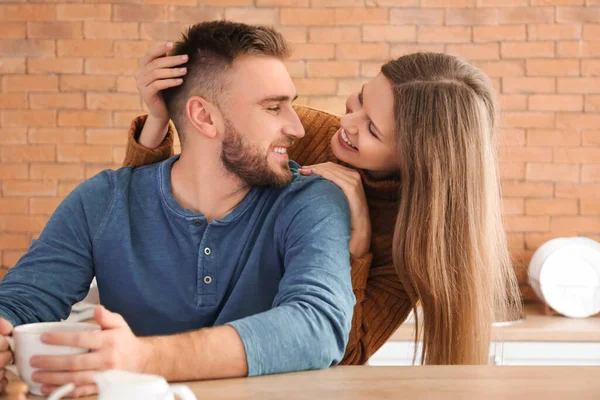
[21,366,600,399]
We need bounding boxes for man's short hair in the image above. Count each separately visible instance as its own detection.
[163,21,291,143]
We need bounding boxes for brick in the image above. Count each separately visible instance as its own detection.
[0,58,26,74]
[28,128,84,144]
[361,62,383,78]
[29,198,63,215]
[168,7,223,24]
[505,216,550,232]
[338,78,370,95]
[498,94,527,110]
[278,27,307,44]
[583,24,600,40]
[526,59,580,77]
[474,60,524,77]
[0,39,55,57]
[557,112,600,128]
[501,112,555,128]
[0,233,29,250]
[257,0,307,5]
[499,128,526,146]
[3,180,56,196]
[2,111,56,127]
[30,93,84,109]
[58,111,111,128]
[503,198,524,215]
[30,164,85,180]
[112,147,126,164]
[531,0,584,4]
[499,146,553,163]
[418,26,471,43]
[555,148,600,163]
[446,43,500,60]
[362,25,416,43]
[57,4,112,20]
[28,22,82,39]
[526,163,579,182]
[0,164,28,180]
[115,76,137,93]
[526,129,580,146]
[225,8,277,24]
[524,233,564,250]
[497,7,554,24]
[507,233,525,250]
[57,39,114,57]
[337,44,389,61]
[140,23,191,41]
[528,23,581,40]
[585,95,600,111]
[0,23,26,39]
[334,8,388,25]
[529,94,583,111]
[0,215,49,234]
[391,44,445,58]
[3,250,27,268]
[285,60,305,78]
[113,40,155,58]
[390,8,444,25]
[550,217,600,234]
[0,94,27,109]
[0,5,55,21]
[86,129,128,145]
[142,0,197,4]
[558,41,600,58]
[84,21,139,40]
[583,61,600,77]
[478,0,527,5]
[583,130,600,145]
[582,165,600,183]
[422,0,475,6]
[0,128,26,145]
[581,199,600,215]
[58,182,80,197]
[557,6,600,23]
[473,25,526,42]
[292,79,337,95]
[311,0,363,5]
[446,9,499,25]
[280,8,335,26]
[0,144,55,163]
[502,77,555,93]
[57,145,113,163]
[555,183,600,199]
[85,164,120,179]
[306,61,359,78]
[289,44,335,60]
[85,58,138,75]
[87,93,142,110]
[28,58,83,74]
[500,162,526,179]
[60,75,116,91]
[113,5,168,21]
[307,97,346,114]
[3,75,58,92]
[113,111,142,128]
[501,42,555,58]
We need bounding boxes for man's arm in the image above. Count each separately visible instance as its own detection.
[0,173,113,326]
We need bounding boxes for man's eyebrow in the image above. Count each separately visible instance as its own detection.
[260,94,298,103]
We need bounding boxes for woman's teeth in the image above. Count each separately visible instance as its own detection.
[341,129,357,150]
[273,147,287,154]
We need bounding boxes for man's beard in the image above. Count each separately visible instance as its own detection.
[220,119,293,188]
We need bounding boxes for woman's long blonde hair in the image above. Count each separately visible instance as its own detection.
[381,53,522,365]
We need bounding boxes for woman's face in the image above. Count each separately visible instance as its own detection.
[330,73,399,177]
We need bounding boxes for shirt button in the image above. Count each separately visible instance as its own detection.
[204,276,212,284]
[204,247,211,256]
[193,220,202,226]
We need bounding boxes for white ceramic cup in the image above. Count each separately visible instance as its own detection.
[4,321,100,396]
[48,370,197,400]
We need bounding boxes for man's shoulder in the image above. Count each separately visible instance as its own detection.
[283,161,349,211]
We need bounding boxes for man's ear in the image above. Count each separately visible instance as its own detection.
[186,96,221,139]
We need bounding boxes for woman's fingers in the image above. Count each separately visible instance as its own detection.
[137,67,187,88]
[138,42,173,68]
[142,54,188,77]
[147,78,184,92]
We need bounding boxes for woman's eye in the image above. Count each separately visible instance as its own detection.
[268,106,281,112]
[368,121,377,138]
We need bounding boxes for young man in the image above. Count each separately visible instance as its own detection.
[0,21,354,397]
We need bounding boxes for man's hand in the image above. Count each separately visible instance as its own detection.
[30,306,153,398]
[0,318,14,393]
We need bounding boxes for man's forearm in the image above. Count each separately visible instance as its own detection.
[141,325,248,381]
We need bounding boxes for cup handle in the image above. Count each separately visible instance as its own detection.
[168,384,197,400]
[46,383,75,400]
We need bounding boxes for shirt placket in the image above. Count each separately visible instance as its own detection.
[197,224,217,307]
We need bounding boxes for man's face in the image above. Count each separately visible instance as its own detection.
[218,55,304,188]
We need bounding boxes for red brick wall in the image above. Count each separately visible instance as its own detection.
[1,1,599,299]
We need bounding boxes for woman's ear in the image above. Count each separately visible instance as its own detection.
[186,96,221,139]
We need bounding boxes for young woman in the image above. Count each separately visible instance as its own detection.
[124,42,522,365]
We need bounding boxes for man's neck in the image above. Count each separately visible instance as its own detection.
[170,150,250,223]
